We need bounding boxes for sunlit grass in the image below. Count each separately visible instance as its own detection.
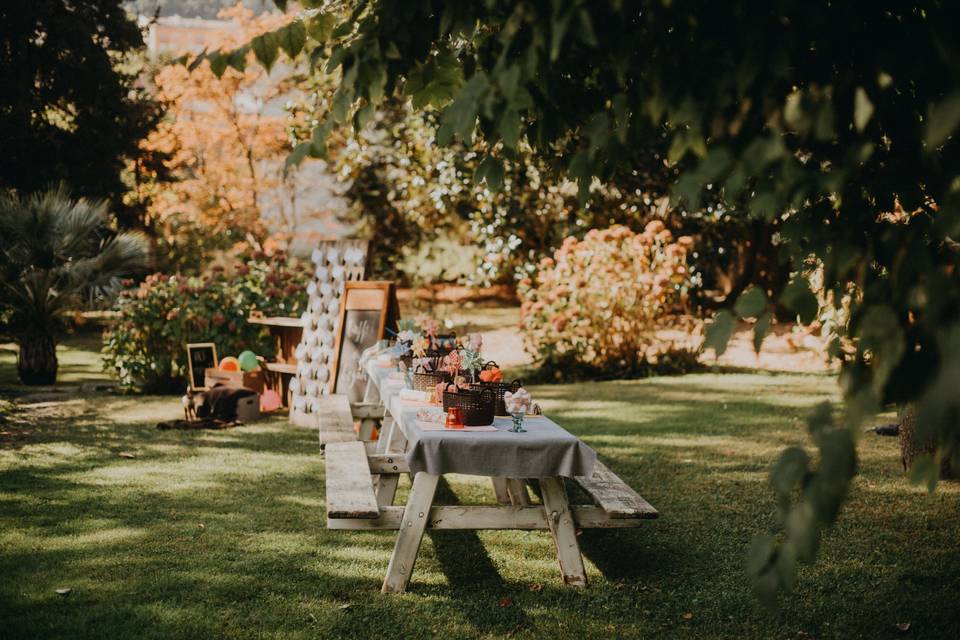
[1,336,958,639]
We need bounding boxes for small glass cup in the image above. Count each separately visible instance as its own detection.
[510,411,527,433]
[445,406,464,429]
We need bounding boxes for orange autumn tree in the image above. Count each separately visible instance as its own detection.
[141,5,296,272]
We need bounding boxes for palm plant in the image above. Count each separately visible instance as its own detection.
[0,185,149,385]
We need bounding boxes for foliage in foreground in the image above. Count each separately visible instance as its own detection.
[194,0,960,601]
[102,251,309,391]
[0,1,160,228]
[519,223,697,378]
[0,185,149,385]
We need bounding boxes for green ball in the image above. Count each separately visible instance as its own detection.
[238,350,259,372]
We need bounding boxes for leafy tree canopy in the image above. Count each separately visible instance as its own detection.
[186,0,960,602]
[0,1,160,226]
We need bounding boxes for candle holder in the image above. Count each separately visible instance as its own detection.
[509,411,527,433]
[445,406,464,429]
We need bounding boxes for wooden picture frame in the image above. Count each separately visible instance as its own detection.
[186,342,218,391]
[329,281,400,402]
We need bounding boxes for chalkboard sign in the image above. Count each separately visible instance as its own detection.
[330,282,399,403]
[186,342,218,390]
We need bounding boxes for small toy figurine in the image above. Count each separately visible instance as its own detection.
[181,386,204,421]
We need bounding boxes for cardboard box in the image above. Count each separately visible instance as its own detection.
[235,395,261,422]
[204,368,264,393]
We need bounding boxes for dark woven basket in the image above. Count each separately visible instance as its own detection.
[442,385,495,426]
[470,378,522,415]
[412,363,452,393]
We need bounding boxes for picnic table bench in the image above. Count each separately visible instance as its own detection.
[319,366,658,593]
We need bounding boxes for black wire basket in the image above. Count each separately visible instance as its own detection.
[412,363,452,393]
[442,385,496,426]
[469,378,523,415]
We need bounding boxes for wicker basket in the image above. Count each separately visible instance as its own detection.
[470,378,522,415]
[442,385,495,426]
[412,363,452,393]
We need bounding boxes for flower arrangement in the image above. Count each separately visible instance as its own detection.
[518,222,697,377]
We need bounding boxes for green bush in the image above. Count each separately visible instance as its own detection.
[102,251,310,392]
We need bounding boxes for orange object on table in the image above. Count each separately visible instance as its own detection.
[445,406,464,429]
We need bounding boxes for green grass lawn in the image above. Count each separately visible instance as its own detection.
[1,336,958,639]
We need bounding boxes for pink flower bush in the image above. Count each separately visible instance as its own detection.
[102,251,310,391]
[519,223,696,374]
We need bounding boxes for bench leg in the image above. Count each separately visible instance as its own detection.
[377,474,399,506]
[382,472,439,594]
[540,477,587,587]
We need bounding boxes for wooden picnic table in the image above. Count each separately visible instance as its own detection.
[321,360,659,594]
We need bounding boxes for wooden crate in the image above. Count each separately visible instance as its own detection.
[204,368,264,393]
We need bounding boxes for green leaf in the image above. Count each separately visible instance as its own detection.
[567,151,592,203]
[284,141,313,175]
[781,277,819,325]
[306,13,336,43]
[439,72,490,143]
[366,63,387,103]
[207,51,228,78]
[854,87,874,132]
[770,447,810,495]
[251,32,279,72]
[187,48,207,71]
[277,20,307,59]
[475,156,504,191]
[747,191,778,220]
[746,535,779,608]
[734,286,766,318]
[908,454,939,493]
[857,305,905,393]
[785,504,819,563]
[576,9,598,46]
[753,311,772,353]
[704,310,736,357]
[353,102,375,130]
[227,46,248,72]
[925,91,960,148]
[498,109,521,150]
[406,51,464,109]
[549,11,572,62]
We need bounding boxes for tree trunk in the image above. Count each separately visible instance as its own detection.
[17,332,58,385]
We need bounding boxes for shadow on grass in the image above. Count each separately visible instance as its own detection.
[425,478,534,635]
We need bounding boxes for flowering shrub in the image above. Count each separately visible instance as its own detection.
[519,223,698,378]
[102,251,310,391]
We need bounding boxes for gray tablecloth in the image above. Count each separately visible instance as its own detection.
[367,360,597,479]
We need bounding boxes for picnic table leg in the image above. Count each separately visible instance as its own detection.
[382,471,439,594]
[539,477,587,587]
[506,478,531,506]
[362,376,380,404]
[375,416,394,454]
[491,478,511,504]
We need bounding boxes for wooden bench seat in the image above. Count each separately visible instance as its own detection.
[325,441,379,519]
[318,394,357,446]
[574,461,659,519]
